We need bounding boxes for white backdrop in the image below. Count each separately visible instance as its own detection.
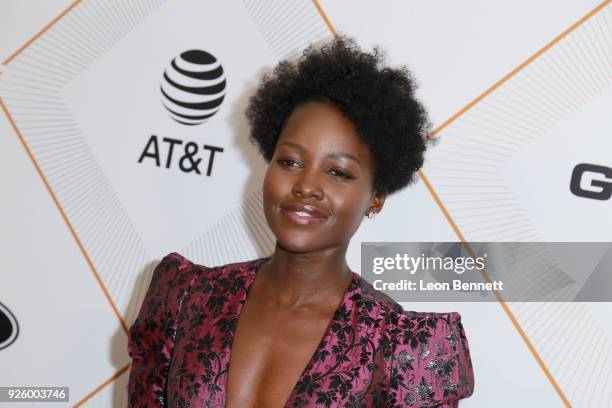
[1,1,611,407]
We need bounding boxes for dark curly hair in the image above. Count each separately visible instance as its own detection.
[245,35,431,196]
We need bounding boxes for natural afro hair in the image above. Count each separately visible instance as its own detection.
[245,35,432,196]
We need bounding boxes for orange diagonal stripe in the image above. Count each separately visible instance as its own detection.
[312,0,338,39]
[308,0,602,406]
[428,0,611,139]
[419,170,572,407]
[73,363,131,407]
[0,97,129,335]
[3,0,82,65]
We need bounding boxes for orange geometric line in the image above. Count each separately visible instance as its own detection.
[3,0,82,65]
[417,170,468,242]
[2,2,132,405]
[73,363,131,407]
[428,0,611,138]
[310,0,584,406]
[419,170,572,407]
[73,1,338,401]
[0,97,129,335]
[312,0,338,39]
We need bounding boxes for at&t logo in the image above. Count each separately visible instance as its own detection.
[161,49,226,125]
[138,49,226,177]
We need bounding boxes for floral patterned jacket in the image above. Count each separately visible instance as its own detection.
[127,252,475,407]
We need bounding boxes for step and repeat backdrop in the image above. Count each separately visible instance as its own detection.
[1,1,611,406]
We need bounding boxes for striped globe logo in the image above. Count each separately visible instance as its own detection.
[160,49,226,126]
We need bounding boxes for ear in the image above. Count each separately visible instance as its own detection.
[366,191,387,216]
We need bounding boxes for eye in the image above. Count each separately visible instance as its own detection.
[328,168,354,180]
[277,158,300,168]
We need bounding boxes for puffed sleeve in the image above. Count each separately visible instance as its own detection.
[389,311,475,407]
[127,252,196,407]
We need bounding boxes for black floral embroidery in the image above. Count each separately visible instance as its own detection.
[128,253,475,407]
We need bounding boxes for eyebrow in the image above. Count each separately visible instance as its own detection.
[277,141,362,168]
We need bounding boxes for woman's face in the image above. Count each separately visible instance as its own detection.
[263,100,385,253]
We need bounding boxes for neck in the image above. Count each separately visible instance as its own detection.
[255,242,354,310]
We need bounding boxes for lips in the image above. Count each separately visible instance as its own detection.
[280,202,329,223]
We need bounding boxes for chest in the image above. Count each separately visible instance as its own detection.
[225,301,334,407]
[167,275,388,407]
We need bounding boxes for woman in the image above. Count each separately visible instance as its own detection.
[128,37,475,407]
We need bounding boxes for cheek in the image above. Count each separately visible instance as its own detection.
[262,165,291,214]
[263,165,284,196]
[330,185,372,225]
[262,169,274,208]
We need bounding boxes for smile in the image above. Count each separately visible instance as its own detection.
[280,208,328,225]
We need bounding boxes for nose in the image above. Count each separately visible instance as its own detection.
[291,167,323,200]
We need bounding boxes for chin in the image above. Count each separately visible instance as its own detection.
[274,232,323,254]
